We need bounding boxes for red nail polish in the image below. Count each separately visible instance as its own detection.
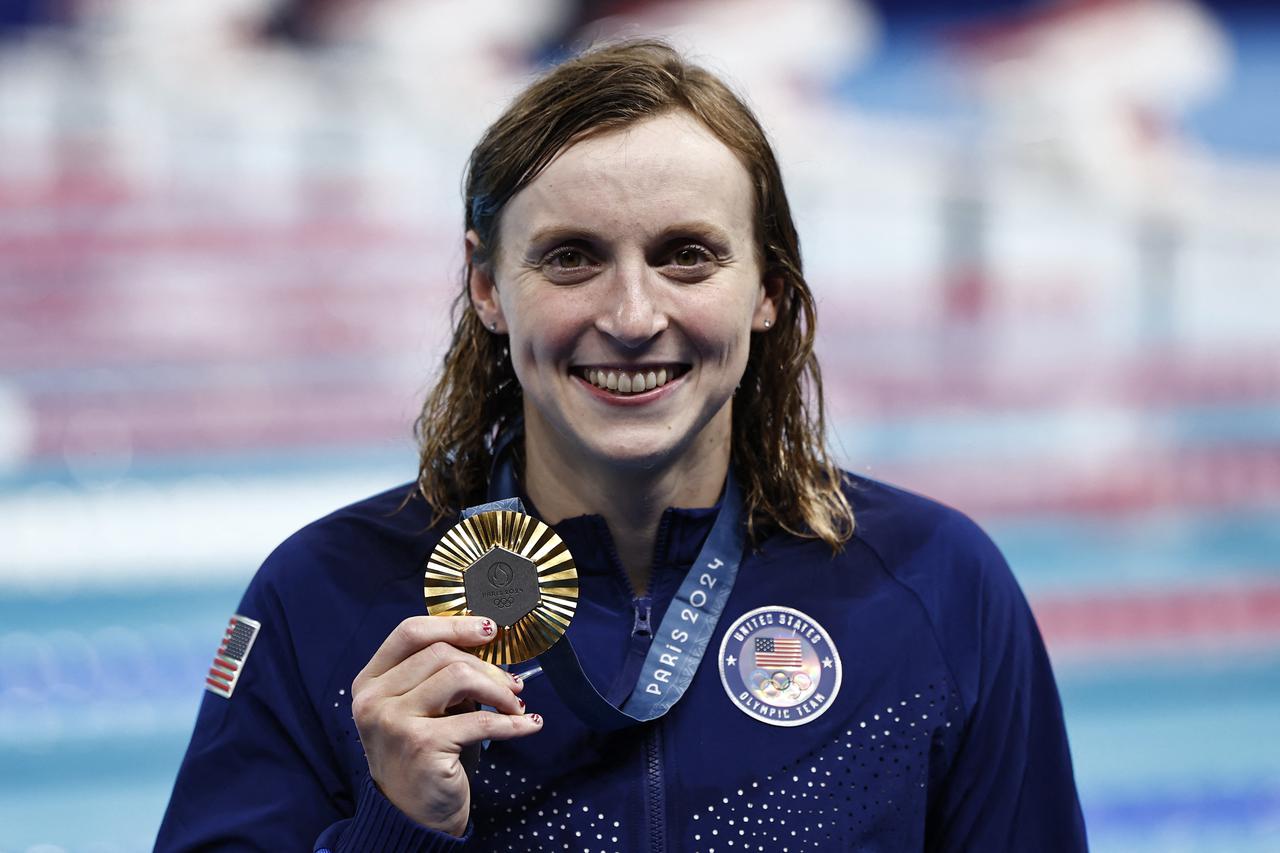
[517,698,525,708]
[480,619,493,636]
[530,713,542,725]
[512,673,522,685]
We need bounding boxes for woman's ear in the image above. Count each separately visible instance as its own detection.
[752,273,785,331]
[467,230,506,333]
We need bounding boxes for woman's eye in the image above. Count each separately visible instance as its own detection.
[540,247,597,280]
[664,244,716,278]
[672,247,705,267]
[551,250,585,269]
[540,247,599,280]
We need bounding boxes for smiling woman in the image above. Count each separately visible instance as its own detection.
[418,41,852,559]
[156,39,1087,853]
[468,110,783,587]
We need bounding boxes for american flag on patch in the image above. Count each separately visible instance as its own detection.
[754,636,803,669]
[205,614,261,699]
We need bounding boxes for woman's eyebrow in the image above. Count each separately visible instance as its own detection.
[525,225,598,248]
[652,221,734,246]
[521,221,736,258]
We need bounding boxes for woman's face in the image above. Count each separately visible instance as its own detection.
[471,110,776,474]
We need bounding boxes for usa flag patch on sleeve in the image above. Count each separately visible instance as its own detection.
[205,614,261,698]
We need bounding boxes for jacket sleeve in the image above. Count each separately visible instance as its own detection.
[312,776,472,852]
[925,527,1089,852]
[154,549,473,852]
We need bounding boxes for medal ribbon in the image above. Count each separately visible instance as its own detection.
[464,433,746,731]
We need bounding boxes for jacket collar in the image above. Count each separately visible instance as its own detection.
[512,478,722,580]
[552,505,720,579]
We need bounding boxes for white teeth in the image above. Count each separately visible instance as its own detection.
[583,367,679,393]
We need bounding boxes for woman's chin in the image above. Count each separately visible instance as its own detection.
[569,416,731,477]
[578,436,685,472]
[529,398,732,477]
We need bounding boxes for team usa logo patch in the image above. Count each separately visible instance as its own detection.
[205,614,261,699]
[718,606,842,727]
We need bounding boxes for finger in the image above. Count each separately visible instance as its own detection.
[397,660,526,717]
[374,641,519,700]
[356,616,496,684]
[432,708,544,750]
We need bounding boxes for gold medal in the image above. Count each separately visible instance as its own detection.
[425,510,578,665]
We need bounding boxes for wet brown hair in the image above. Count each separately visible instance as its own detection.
[414,38,854,548]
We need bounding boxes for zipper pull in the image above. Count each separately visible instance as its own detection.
[633,601,653,637]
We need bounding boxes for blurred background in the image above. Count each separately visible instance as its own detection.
[1,0,1277,850]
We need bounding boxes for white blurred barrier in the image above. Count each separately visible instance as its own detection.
[0,467,403,588]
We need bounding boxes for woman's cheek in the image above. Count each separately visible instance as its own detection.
[688,308,751,368]
[511,298,584,366]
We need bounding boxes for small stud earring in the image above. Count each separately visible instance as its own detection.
[489,322,498,331]
[763,319,772,329]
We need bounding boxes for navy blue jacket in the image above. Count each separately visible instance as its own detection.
[157,475,1087,851]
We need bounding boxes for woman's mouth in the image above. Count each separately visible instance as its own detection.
[571,364,691,396]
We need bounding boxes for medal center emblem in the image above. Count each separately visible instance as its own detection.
[487,562,514,587]
[464,546,541,627]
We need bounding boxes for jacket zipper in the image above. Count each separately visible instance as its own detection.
[633,599,667,851]
[599,513,672,850]
[643,721,667,853]
[633,600,652,637]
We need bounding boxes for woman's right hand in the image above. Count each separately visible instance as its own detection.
[351,615,540,837]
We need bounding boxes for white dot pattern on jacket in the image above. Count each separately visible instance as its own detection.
[470,683,963,851]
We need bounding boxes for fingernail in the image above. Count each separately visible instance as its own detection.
[512,673,522,686]
[480,619,493,636]
[529,713,542,725]
[517,698,525,709]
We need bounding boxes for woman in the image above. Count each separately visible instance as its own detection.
[158,40,1086,851]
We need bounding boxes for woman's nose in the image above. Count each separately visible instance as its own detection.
[595,262,667,348]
